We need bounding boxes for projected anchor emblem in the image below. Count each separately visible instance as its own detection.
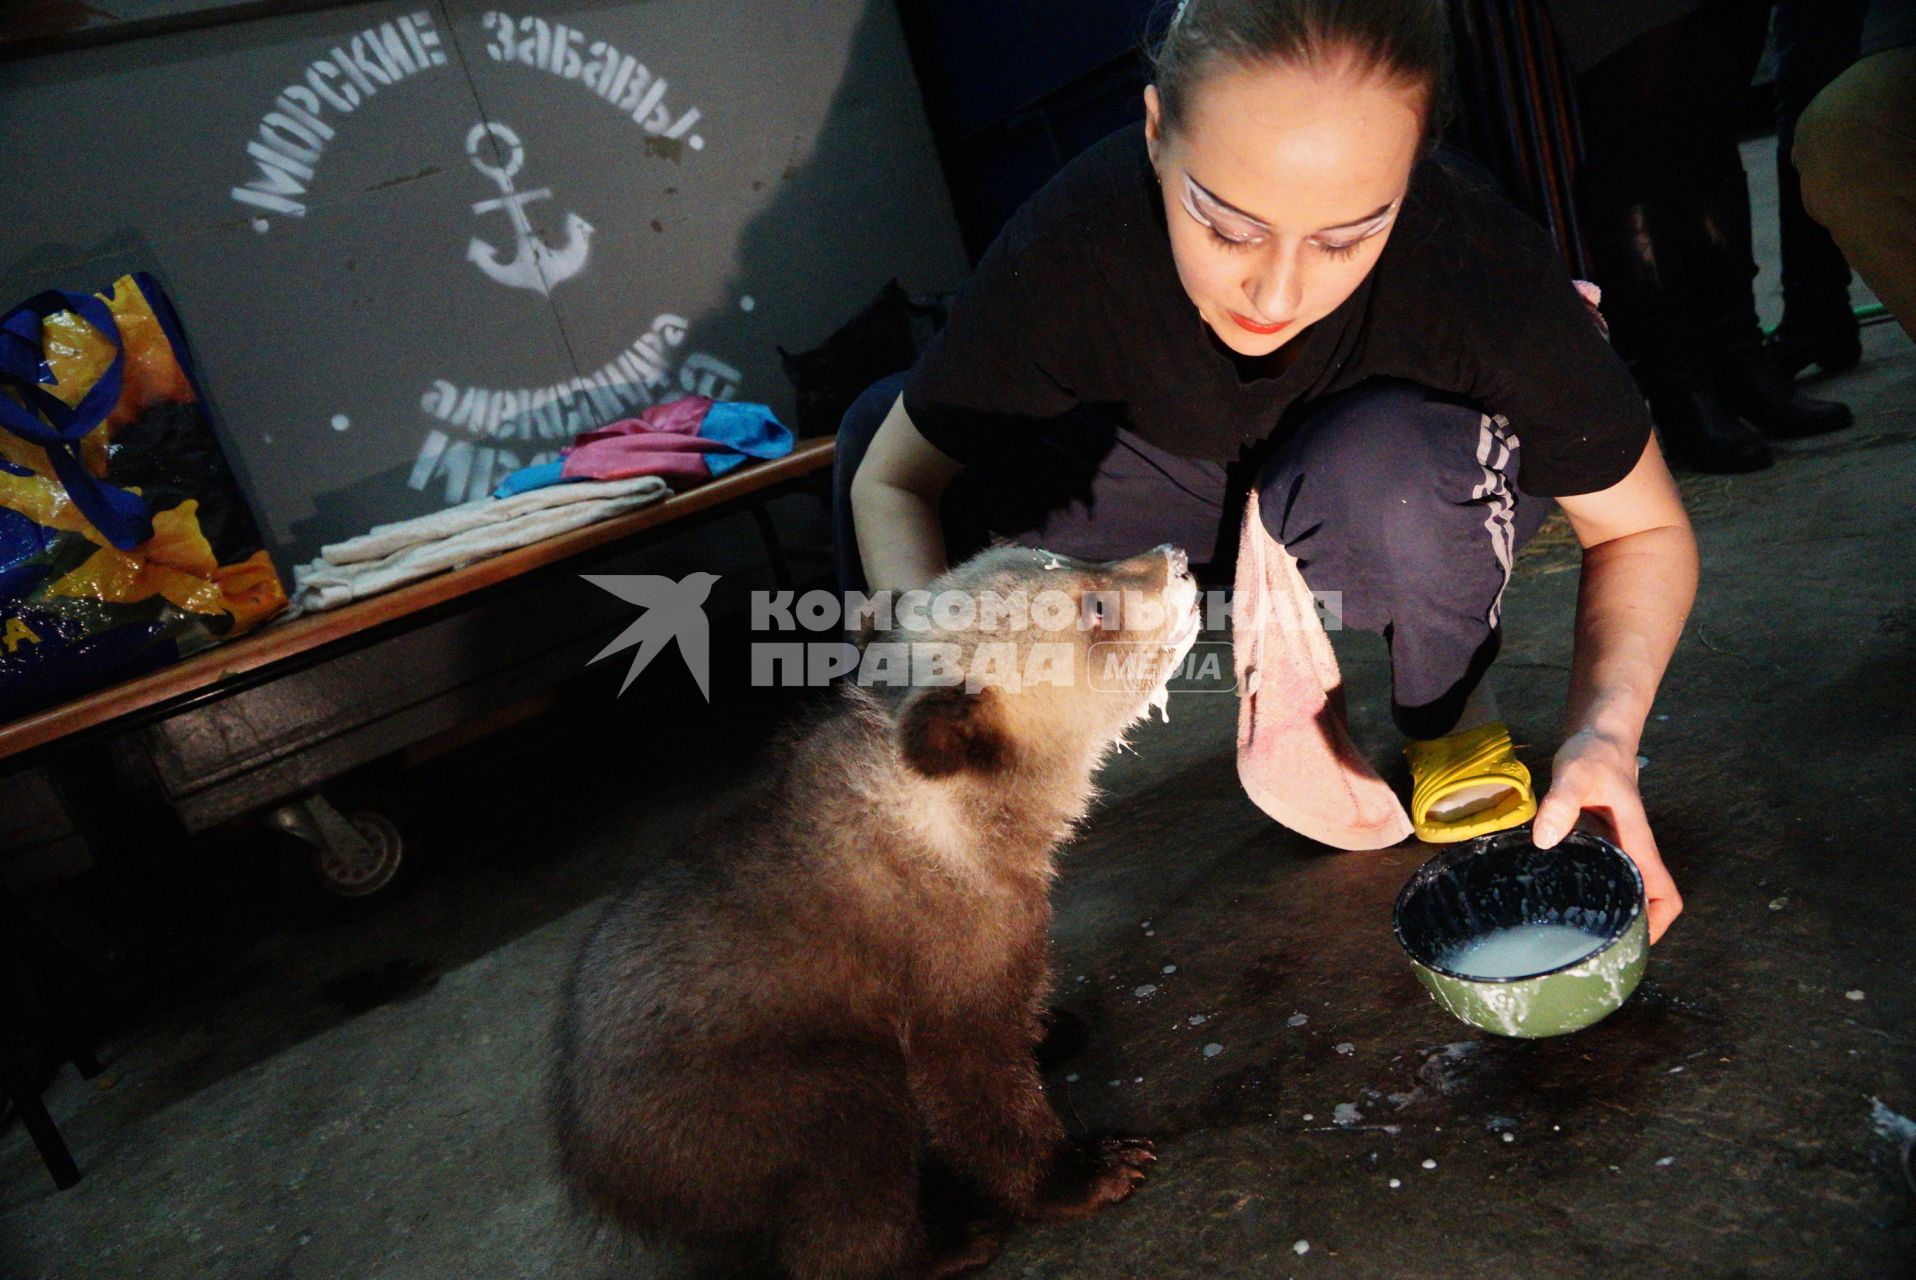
[465,121,594,295]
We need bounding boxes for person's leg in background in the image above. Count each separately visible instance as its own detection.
[1574,2,1772,472]
[1685,2,1854,440]
[1769,0,1870,378]
[1254,380,1557,840]
[1574,0,1851,473]
[1795,44,1916,348]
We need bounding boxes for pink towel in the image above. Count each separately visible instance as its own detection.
[560,396,722,483]
[1233,489,1413,850]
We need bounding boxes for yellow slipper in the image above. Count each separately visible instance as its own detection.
[1403,720,1538,844]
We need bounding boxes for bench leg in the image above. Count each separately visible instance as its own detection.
[0,883,101,1190]
[0,1026,80,1190]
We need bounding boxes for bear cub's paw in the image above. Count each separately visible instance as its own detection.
[1029,1135,1157,1221]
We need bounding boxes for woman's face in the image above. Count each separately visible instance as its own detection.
[1146,55,1427,356]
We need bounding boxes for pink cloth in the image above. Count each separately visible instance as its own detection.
[559,396,721,483]
[1233,488,1412,850]
[1571,279,1609,338]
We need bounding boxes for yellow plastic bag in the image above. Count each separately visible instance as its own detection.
[1,273,288,719]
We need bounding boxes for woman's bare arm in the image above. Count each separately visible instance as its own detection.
[848,393,969,594]
[1541,431,1700,942]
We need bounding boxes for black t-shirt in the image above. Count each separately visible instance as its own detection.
[902,121,1651,498]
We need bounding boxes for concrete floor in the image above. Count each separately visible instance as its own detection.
[4,145,1913,1280]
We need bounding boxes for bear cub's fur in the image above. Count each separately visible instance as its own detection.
[551,544,1201,1278]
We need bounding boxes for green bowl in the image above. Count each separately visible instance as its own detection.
[1392,827,1648,1038]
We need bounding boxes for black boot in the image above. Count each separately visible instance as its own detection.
[1692,151,1854,438]
[1771,0,1866,381]
[1582,199,1775,472]
[1771,160,1862,380]
[1713,340,1854,437]
[1647,383,1774,473]
[1767,306,1862,380]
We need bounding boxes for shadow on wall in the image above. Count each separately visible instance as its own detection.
[675,0,969,405]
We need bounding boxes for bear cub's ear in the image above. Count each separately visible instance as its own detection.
[897,685,1010,778]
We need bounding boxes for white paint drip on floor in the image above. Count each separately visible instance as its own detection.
[1869,1097,1916,1145]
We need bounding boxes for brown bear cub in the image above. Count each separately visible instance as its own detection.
[551,543,1202,1278]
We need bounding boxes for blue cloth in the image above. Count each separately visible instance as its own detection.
[492,458,572,498]
[700,401,793,476]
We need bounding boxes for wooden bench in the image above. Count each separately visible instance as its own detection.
[0,437,835,765]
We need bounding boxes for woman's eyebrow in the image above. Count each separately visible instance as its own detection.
[1318,201,1399,233]
[1188,174,1396,234]
[1187,175,1271,228]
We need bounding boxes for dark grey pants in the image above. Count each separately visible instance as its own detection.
[833,372,1556,738]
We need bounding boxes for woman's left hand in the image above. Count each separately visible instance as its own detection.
[1531,727,1682,944]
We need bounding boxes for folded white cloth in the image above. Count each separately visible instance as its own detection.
[321,474,670,564]
[285,476,670,617]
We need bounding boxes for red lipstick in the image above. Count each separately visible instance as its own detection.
[1230,311,1291,335]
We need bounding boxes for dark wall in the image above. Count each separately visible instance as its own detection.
[895,0,1167,261]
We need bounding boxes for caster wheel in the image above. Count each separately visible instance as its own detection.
[311,810,404,898]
